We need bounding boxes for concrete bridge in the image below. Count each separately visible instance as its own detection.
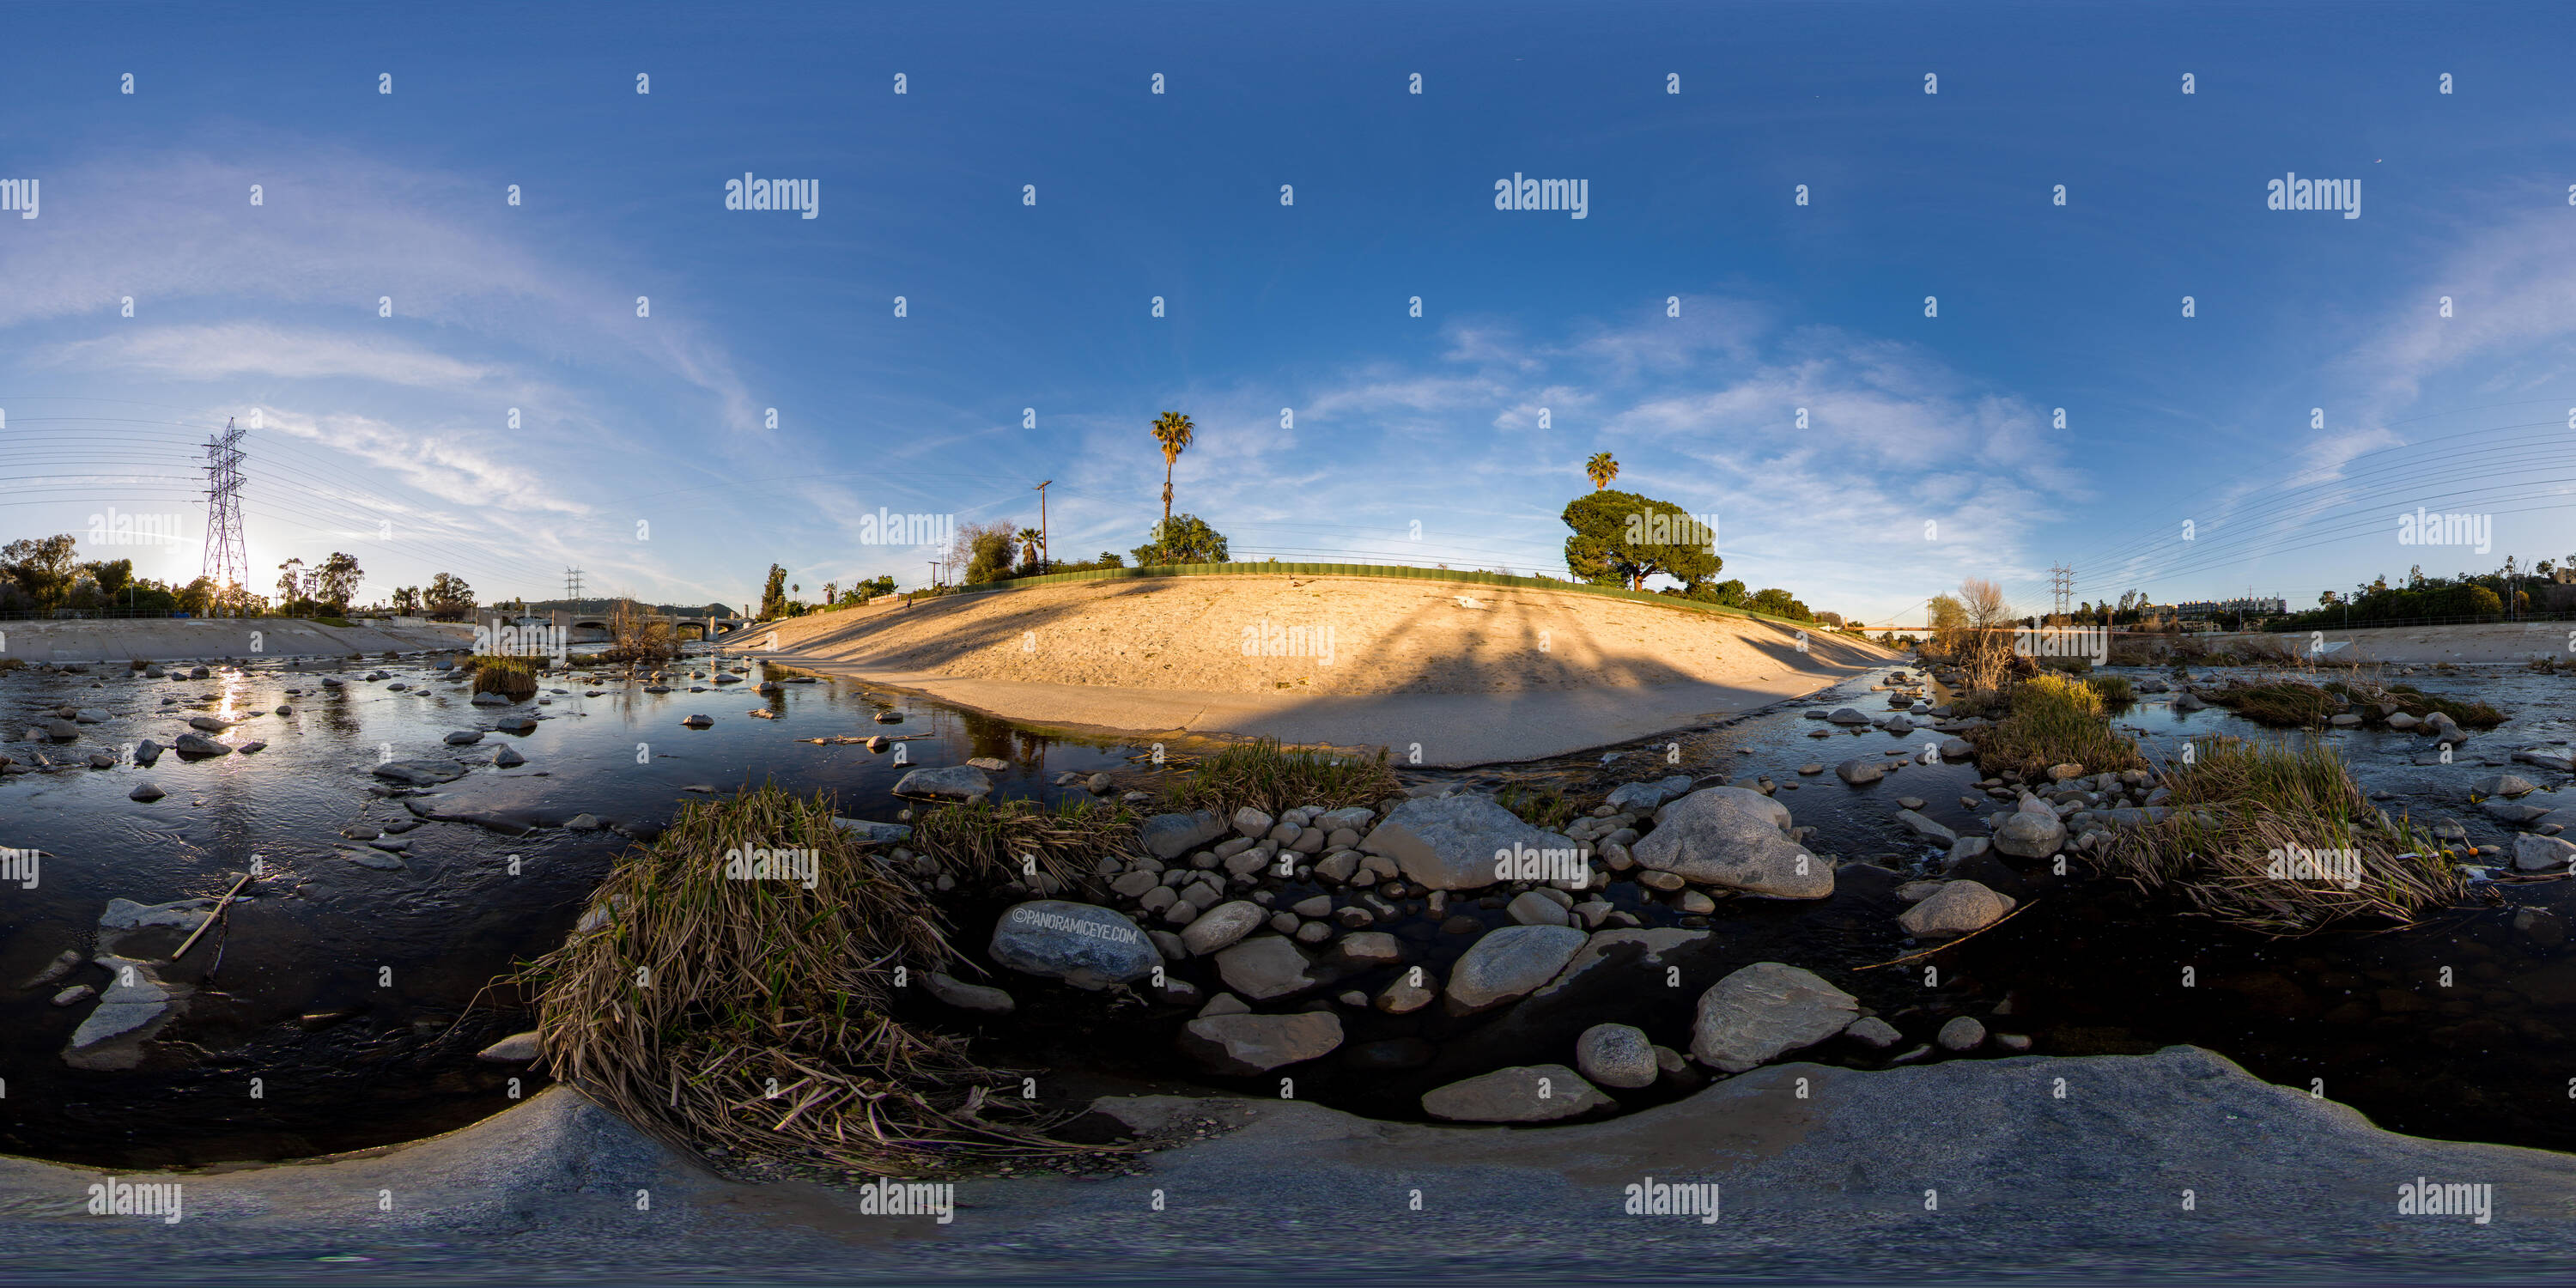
[538,609,752,642]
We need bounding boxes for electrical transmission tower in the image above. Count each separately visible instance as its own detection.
[202,417,249,616]
[2049,563,2075,620]
[565,567,585,611]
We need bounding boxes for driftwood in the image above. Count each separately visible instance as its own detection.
[172,872,255,962]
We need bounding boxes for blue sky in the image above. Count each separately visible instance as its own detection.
[4,1,2573,623]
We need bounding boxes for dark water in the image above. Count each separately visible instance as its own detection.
[0,647,1140,1167]
[4,651,2571,1168]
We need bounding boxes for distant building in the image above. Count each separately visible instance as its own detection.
[2174,597,2286,621]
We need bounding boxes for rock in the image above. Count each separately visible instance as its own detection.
[2330,714,2361,727]
[1896,810,1959,844]
[680,714,713,728]
[1534,928,1709,999]
[374,760,467,787]
[471,691,510,706]
[1181,901,1267,956]
[186,714,229,732]
[1231,806,1276,838]
[1827,708,1872,726]
[1898,880,2017,938]
[2476,774,2541,798]
[477,1031,543,1061]
[895,765,993,801]
[2386,711,2420,730]
[1376,973,1437,1013]
[1939,737,1975,762]
[819,818,910,849]
[987,901,1158,989]
[964,756,1008,772]
[1798,763,1824,775]
[1422,1065,1613,1122]
[2172,693,2207,712]
[1604,775,1695,813]
[21,949,85,989]
[1575,1023,1658,1089]
[1506,890,1571,927]
[2512,834,2576,873]
[1938,1015,1988,1052]
[1360,794,1577,892]
[444,730,484,745]
[1995,1033,2033,1053]
[132,739,161,766]
[1140,810,1228,860]
[1331,931,1402,965]
[1214,936,1320,1001]
[1445,924,1589,1012]
[52,985,98,1007]
[1178,1012,1345,1074]
[171,732,230,756]
[1631,787,1831,899]
[2514,750,2576,773]
[1993,811,2069,858]
[1835,758,1885,785]
[128,781,167,802]
[923,971,1017,1015]
[236,740,266,755]
[1691,962,1860,1072]
[1844,1016,1902,1049]
[344,848,405,870]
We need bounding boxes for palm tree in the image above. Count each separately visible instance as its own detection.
[1585,452,1619,490]
[1152,411,1195,526]
[1017,527,1043,568]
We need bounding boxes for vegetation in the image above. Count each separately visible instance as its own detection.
[602,598,678,664]
[2083,674,2135,708]
[518,786,1084,1172]
[2093,737,2464,935]
[1969,672,2148,778]
[2324,680,2506,730]
[2274,562,2552,632]
[1584,452,1618,490]
[465,653,542,699]
[1560,488,1719,593]
[908,796,1140,896]
[1159,738,1402,817]
[1131,513,1230,566]
[1152,411,1196,526]
[1496,782,1577,831]
[425,572,477,622]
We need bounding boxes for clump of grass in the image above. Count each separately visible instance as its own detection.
[2038,655,2094,676]
[1969,672,2148,778]
[1497,782,1576,830]
[465,653,541,700]
[2083,674,2136,709]
[908,796,1139,896]
[0,657,30,672]
[2203,680,2337,728]
[516,784,1091,1172]
[1160,738,1402,817]
[2093,736,2464,936]
[2328,680,2506,731]
[1946,688,2010,720]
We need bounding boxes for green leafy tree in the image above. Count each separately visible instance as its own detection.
[1747,587,1813,621]
[82,557,135,605]
[759,563,788,617]
[1133,513,1229,565]
[3,534,80,608]
[425,572,476,622]
[964,526,1017,583]
[1560,489,1719,592]
[312,551,362,614]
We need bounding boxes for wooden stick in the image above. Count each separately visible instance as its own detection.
[172,872,253,962]
[1855,898,2037,969]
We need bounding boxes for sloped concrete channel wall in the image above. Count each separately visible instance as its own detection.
[2,1048,2568,1282]
[3,617,474,664]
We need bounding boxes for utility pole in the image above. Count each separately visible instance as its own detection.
[564,567,584,611]
[2048,563,2074,623]
[1033,479,1053,574]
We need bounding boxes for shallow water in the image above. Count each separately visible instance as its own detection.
[3,653,2570,1167]
[0,647,1140,1167]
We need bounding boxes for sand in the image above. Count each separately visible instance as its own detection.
[734,575,1902,763]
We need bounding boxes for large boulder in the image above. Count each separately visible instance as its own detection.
[1420,1064,1614,1122]
[1214,936,1321,1001]
[1360,794,1578,892]
[1834,758,1885,785]
[987,901,1158,990]
[895,765,993,802]
[1532,928,1710,1000]
[1139,810,1228,860]
[1897,880,2017,939]
[1178,1012,1344,1074]
[1690,962,1860,1072]
[374,760,469,787]
[1631,787,1831,899]
[2513,835,2576,873]
[1993,811,2069,858]
[1445,924,1589,1012]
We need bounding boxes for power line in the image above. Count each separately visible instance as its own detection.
[201,417,248,616]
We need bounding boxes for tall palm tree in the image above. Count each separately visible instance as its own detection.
[1585,452,1619,490]
[1152,411,1195,527]
[1017,527,1043,568]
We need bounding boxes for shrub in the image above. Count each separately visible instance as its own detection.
[466,653,540,700]
[1159,738,1401,817]
[2084,674,2136,709]
[1969,672,2146,778]
[2093,737,2462,935]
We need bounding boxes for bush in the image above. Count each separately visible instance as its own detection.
[1969,672,2146,778]
[466,654,541,700]
[1496,783,1576,831]
[1159,738,1401,817]
[2203,682,2337,728]
[2084,675,2135,709]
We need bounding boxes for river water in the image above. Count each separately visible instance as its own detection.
[2,652,2570,1168]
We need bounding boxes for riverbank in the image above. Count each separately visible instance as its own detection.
[733,575,1899,765]
[1,616,473,663]
[2162,620,2573,666]
[2,1047,2566,1283]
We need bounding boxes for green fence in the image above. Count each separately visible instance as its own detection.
[911,561,1828,630]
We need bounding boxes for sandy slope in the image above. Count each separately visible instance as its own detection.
[746,574,1893,696]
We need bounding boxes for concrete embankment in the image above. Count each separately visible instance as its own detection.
[0,1047,2564,1282]
[0,617,472,664]
[2182,621,2573,665]
[730,574,1902,765]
